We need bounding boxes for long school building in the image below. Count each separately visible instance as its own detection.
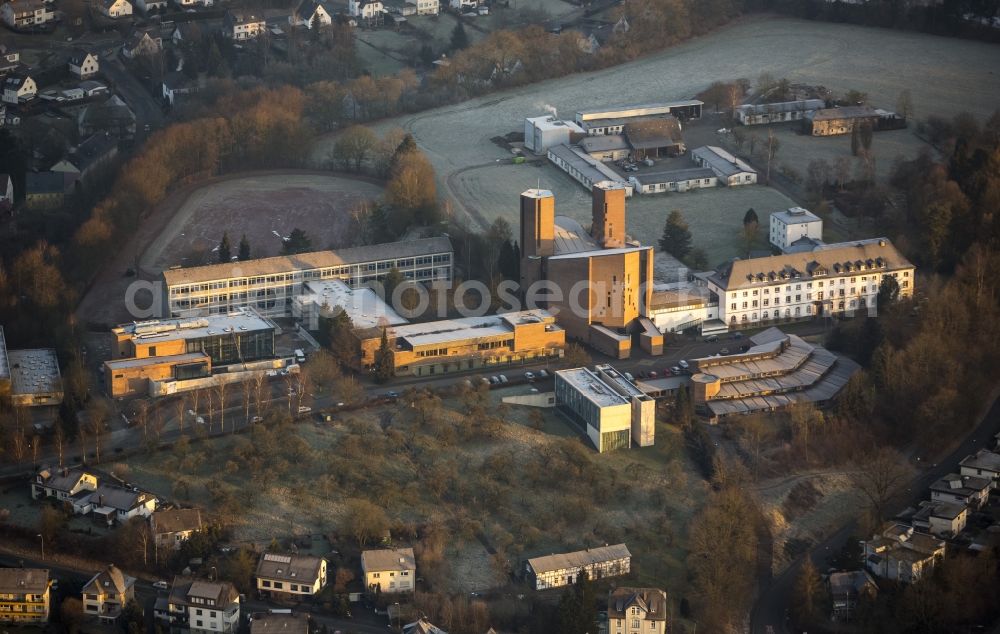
[160,237,453,318]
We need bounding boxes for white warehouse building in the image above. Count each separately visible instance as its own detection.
[524,115,584,154]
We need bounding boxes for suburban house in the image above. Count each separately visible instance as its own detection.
[72,483,158,525]
[403,618,447,634]
[361,548,416,594]
[81,565,136,624]
[122,29,162,59]
[910,501,968,538]
[150,508,203,550]
[606,587,667,634]
[959,449,1000,488]
[162,72,199,106]
[78,95,137,139]
[68,50,100,79]
[64,133,120,185]
[289,0,332,28]
[31,467,99,501]
[250,613,309,634]
[929,473,991,509]
[1,0,55,29]
[525,544,631,590]
[0,173,13,211]
[449,0,476,9]
[828,570,877,622]
[255,553,327,598]
[348,0,383,23]
[414,0,438,14]
[172,0,215,8]
[163,578,241,634]
[0,568,51,624]
[0,45,20,75]
[79,80,109,97]
[863,524,944,583]
[98,0,134,18]
[2,73,36,105]
[223,11,266,39]
[24,172,67,210]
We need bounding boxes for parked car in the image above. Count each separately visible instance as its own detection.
[499,374,509,384]
[705,335,719,342]
[733,332,743,340]
[648,371,658,378]
[195,416,205,425]
[525,371,535,381]
[538,369,549,378]
[720,348,730,355]
[480,377,491,385]
[624,372,635,381]
[152,580,169,590]
[489,376,499,385]
[294,348,306,363]
[297,406,312,414]
[385,391,400,399]
[678,360,689,370]
[250,416,263,424]
[670,366,682,375]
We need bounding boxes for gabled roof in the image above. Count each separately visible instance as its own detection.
[255,552,324,584]
[0,568,49,594]
[82,565,135,597]
[89,483,154,511]
[5,0,46,14]
[3,73,32,90]
[68,48,96,66]
[607,587,667,621]
[36,467,96,492]
[295,0,328,18]
[71,133,118,173]
[623,117,683,150]
[527,544,631,574]
[225,9,265,25]
[151,508,202,535]
[169,577,239,608]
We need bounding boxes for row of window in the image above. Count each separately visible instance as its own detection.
[259,579,312,593]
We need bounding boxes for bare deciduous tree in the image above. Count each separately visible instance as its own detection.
[853,446,909,528]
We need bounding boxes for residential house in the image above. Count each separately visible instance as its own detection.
[863,524,944,583]
[911,501,968,538]
[959,449,1000,488]
[0,173,12,211]
[78,95,137,139]
[929,473,991,509]
[135,0,169,11]
[122,29,162,59]
[361,548,415,594]
[162,72,199,106]
[66,133,120,185]
[606,587,667,634]
[31,467,99,501]
[250,613,309,634]
[24,171,67,210]
[348,0,383,23]
[81,565,136,623]
[289,0,332,28]
[0,568,51,624]
[223,11,266,39]
[525,544,631,590]
[769,207,823,253]
[151,508,203,551]
[255,553,327,598]
[403,619,447,634]
[829,570,877,622]
[383,0,416,15]
[172,0,215,9]
[449,0,475,8]
[73,483,158,525]
[415,0,437,14]
[163,577,240,634]
[0,45,20,75]
[2,73,36,105]
[79,80,109,97]
[98,0,134,18]
[68,50,100,79]
[171,22,205,44]
[1,0,55,29]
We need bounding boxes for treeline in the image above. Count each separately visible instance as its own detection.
[429,0,744,96]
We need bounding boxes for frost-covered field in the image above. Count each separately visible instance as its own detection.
[316,16,1000,263]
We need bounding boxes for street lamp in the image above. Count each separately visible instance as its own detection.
[37,534,44,560]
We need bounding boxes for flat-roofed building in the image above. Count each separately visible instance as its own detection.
[291,279,407,331]
[7,348,63,407]
[573,100,703,135]
[690,146,757,186]
[523,115,584,154]
[255,553,327,598]
[770,207,823,252]
[607,587,667,634]
[357,309,565,377]
[0,568,51,624]
[105,308,276,398]
[910,501,968,538]
[161,237,453,318]
[959,449,1000,488]
[648,282,719,334]
[361,548,415,594]
[735,99,826,126]
[706,238,914,327]
[554,365,655,451]
[689,327,859,421]
[524,544,630,590]
[629,167,716,195]
[579,134,629,161]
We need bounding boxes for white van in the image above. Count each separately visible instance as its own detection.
[294,349,306,363]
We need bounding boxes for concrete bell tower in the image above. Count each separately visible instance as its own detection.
[591,182,627,249]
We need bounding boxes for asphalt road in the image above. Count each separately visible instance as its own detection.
[749,391,1000,634]
[100,54,165,144]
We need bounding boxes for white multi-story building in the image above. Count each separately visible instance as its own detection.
[348,0,383,21]
[164,578,240,634]
[769,207,823,252]
[2,73,36,105]
[361,548,415,594]
[1,0,54,29]
[223,11,266,39]
[161,237,453,318]
[705,238,914,327]
[415,0,438,14]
